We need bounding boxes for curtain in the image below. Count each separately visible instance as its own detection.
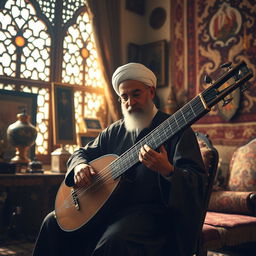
[86,0,122,122]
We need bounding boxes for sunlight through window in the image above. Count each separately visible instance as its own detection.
[0,0,106,157]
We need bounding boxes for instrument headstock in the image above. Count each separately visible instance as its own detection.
[201,61,253,109]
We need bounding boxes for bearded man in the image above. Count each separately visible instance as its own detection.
[33,63,207,256]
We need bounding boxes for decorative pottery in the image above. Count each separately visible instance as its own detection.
[7,110,37,164]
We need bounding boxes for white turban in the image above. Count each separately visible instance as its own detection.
[112,63,157,95]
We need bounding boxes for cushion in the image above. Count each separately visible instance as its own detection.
[208,191,254,215]
[201,224,224,250]
[228,138,256,191]
[199,144,214,174]
[196,134,218,175]
[205,212,256,228]
[205,212,256,246]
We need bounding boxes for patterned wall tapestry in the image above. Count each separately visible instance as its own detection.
[171,0,256,145]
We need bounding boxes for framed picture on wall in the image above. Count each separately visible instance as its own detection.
[128,43,141,62]
[78,132,99,147]
[140,40,167,87]
[125,0,145,15]
[52,83,76,145]
[0,89,38,161]
[84,118,102,132]
[127,40,168,87]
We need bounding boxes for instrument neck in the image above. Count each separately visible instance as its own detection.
[111,97,207,179]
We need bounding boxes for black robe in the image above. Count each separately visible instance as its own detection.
[65,110,207,256]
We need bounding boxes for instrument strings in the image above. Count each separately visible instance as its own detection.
[58,96,205,210]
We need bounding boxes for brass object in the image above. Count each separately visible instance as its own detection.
[28,158,44,173]
[51,145,71,173]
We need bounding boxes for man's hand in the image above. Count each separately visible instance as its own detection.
[139,144,174,176]
[74,163,96,187]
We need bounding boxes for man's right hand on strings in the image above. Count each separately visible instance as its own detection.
[74,163,96,187]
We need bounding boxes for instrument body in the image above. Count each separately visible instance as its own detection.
[55,154,120,231]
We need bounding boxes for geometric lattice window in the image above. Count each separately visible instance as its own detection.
[20,85,50,155]
[0,0,51,81]
[62,9,105,153]
[37,0,56,26]
[0,0,107,161]
[62,11,104,88]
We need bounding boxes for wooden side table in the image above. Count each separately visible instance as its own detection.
[0,171,65,238]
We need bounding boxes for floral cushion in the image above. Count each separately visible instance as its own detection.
[228,138,256,191]
[201,224,224,250]
[205,211,256,229]
[208,191,254,215]
[205,212,256,246]
[199,143,213,174]
[197,135,218,175]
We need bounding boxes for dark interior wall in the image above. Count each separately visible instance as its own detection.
[121,0,171,110]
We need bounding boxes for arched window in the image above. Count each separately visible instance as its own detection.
[0,0,107,163]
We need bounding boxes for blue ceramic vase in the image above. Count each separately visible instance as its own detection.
[7,110,37,164]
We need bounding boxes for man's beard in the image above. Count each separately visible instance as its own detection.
[122,99,155,132]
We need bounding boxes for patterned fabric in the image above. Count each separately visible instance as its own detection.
[202,224,224,250]
[205,212,256,228]
[197,135,217,175]
[199,142,214,174]
[171,0,256,145]
[205,212,256,246]
[228,138,256,191]
[208,191,254,215]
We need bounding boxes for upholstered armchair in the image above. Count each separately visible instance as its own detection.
[203,138,256,254]
[194,132,219,256]
[208,138,256,215]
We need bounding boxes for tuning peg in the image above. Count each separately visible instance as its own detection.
[220,62,232,69]
[222,97,233,106]
[204,75,212,84]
